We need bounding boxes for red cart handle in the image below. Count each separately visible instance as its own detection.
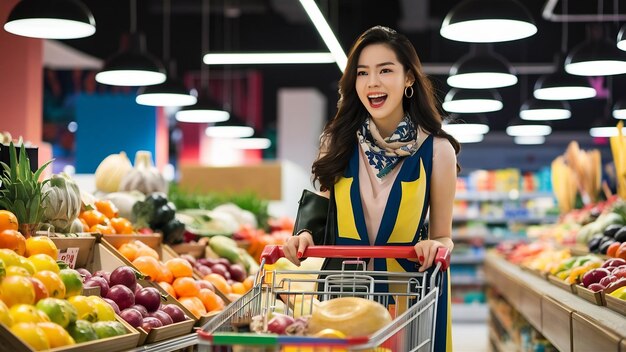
[261,245,450,271]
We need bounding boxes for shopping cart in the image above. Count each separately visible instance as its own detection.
[197,245,450,352]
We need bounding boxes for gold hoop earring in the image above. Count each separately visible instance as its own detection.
[404,86,414,98]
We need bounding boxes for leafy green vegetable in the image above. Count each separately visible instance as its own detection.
[168,183,270,230]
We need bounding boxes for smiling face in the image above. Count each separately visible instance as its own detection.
[356,43,415,134]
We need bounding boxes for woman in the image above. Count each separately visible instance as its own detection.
[283,25,459,352]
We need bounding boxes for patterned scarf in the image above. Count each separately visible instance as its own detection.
[357,115,419,179]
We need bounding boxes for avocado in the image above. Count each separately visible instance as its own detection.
[604,224,623,238]
[588,234,605,253]
[615,227,626,242]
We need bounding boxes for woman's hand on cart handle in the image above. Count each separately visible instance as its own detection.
[413,241,451,272]
[281,232,314,266]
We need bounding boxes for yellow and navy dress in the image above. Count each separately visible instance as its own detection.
[321,135,452,352]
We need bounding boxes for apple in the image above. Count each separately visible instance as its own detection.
[602,258,626,268]
[612,266,626,280]
[582,268,611,288]
[600,275,618,288]
[587,283,605,292]
[211,264,231,279]
[228,264,247,282]
[605,277,626,294]
[196,265,213,276]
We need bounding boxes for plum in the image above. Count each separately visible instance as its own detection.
[587,283,605,292]
[140,317,163,332]
[76,268,92,282]
[84,276,110,297]
[149,310,173,326]
[602,258,626,268]
[161,304,186,323]
[196,265,213,276]
[135,287,162,312]
[582,268,611,288]
[120,308,143,328]
[605,277,626,294]
[130,304,149,317]
[228,264,247,282]
[600,275,618,288]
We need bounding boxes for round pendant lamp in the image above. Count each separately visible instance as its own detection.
[136,76,197,107]
[565,38,626,76]
[4,0,95,39]
[506,119,552,137]
[228,134,272,150]
[442,114,490,135]
[447,51,517,89]
[617,24,626,51]
[533,71,596,100]
[442,89,503,113]
[514,136,545,145]
[589,116,626,137]
[175,95,230,123]
[613,99,626,119]
[440,0,537,43]
[205,118,254,138]
[519,99,571,121]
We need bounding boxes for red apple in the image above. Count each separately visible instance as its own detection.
[587,283,605,292]
[582,268,611,288]
[600,275,618,288]
[612,266,626,280]
[602,258,626,268]
[605,277,626,294]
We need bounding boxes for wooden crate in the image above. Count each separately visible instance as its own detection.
[572,312,621,352]
[548,275,578,294]
[605,294,626,316]
[518,286,542,330]
[168,243,206,258]
[50,236,97,269]
[541,295,573,352]
[91,242,196,345]
[576,285,605,306]
[0,315,139,352]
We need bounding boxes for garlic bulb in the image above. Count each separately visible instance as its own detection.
[118,151,167,195]
[95,152,132,193]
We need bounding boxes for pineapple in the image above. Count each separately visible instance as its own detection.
[0,141,52,235]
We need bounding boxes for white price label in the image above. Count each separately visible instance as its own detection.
[58,247,79,269]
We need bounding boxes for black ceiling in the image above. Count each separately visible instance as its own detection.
[62,0,626,133]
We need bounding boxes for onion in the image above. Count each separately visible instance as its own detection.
[84,276,109,297]
[106,284,135,311]
[161,304,186,323]
[149,310,173,326]
[135,287,161,312]
[120,308,143,328]
[110,266,138,292]
[140,317,163,332]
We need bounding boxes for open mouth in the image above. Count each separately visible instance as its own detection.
[368,93,387,108]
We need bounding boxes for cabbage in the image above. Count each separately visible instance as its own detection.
[42,173,82,233]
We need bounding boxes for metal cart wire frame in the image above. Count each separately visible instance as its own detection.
[198,245,450,352]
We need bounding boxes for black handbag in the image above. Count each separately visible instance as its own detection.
[293,189,336,245]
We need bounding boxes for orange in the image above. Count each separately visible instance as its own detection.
[0,229,26,256]
[608,242,621,258]
[95,200,119,219]
[178,296,206,318]
[79,218,89,232]
[158,281,177,298]
[135,246,159,260]
[0,210,18,232]
[25,236,59,258]
[203,273,232,294]
[118,242,139,261]
[89,224,116,235]
[33,271,66,299]
[172,277,200,298]
[231,282,246,295]
[243,276,255,290]
[198,288,224,312]
[10,323,50,350]
[110,217,133,234]
[165,258,193,278]
[132,256,162,281]
[0,275,35,306]
[38,322,75,348]
[80,210,109,228]
[158,265,174,284]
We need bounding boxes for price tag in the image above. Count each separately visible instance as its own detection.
[58,247,79,269]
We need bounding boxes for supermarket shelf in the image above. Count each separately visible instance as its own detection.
[452,303,488,323]
[451,277,485,286]
[488,303,516,341]
[127,333,197,352]
[456,191,554,201]
[453,216,559,224]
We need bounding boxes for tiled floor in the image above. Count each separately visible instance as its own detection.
[452,323,489,352]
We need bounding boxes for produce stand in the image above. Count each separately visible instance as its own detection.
[485,252,626,351]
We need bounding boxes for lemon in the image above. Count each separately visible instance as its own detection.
[0,248,20,267]
[17,257,36,275]
[9,304,50,324]
[6,265,31,277]
[25,236,59,258]
[11,322,50,351]
[28,254,60,273]
[67,295,98,322]
[37,322,75,348]
[0,300,13,327]
[88,296,116,322]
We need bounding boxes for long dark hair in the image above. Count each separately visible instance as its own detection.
[313,25,461,191]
